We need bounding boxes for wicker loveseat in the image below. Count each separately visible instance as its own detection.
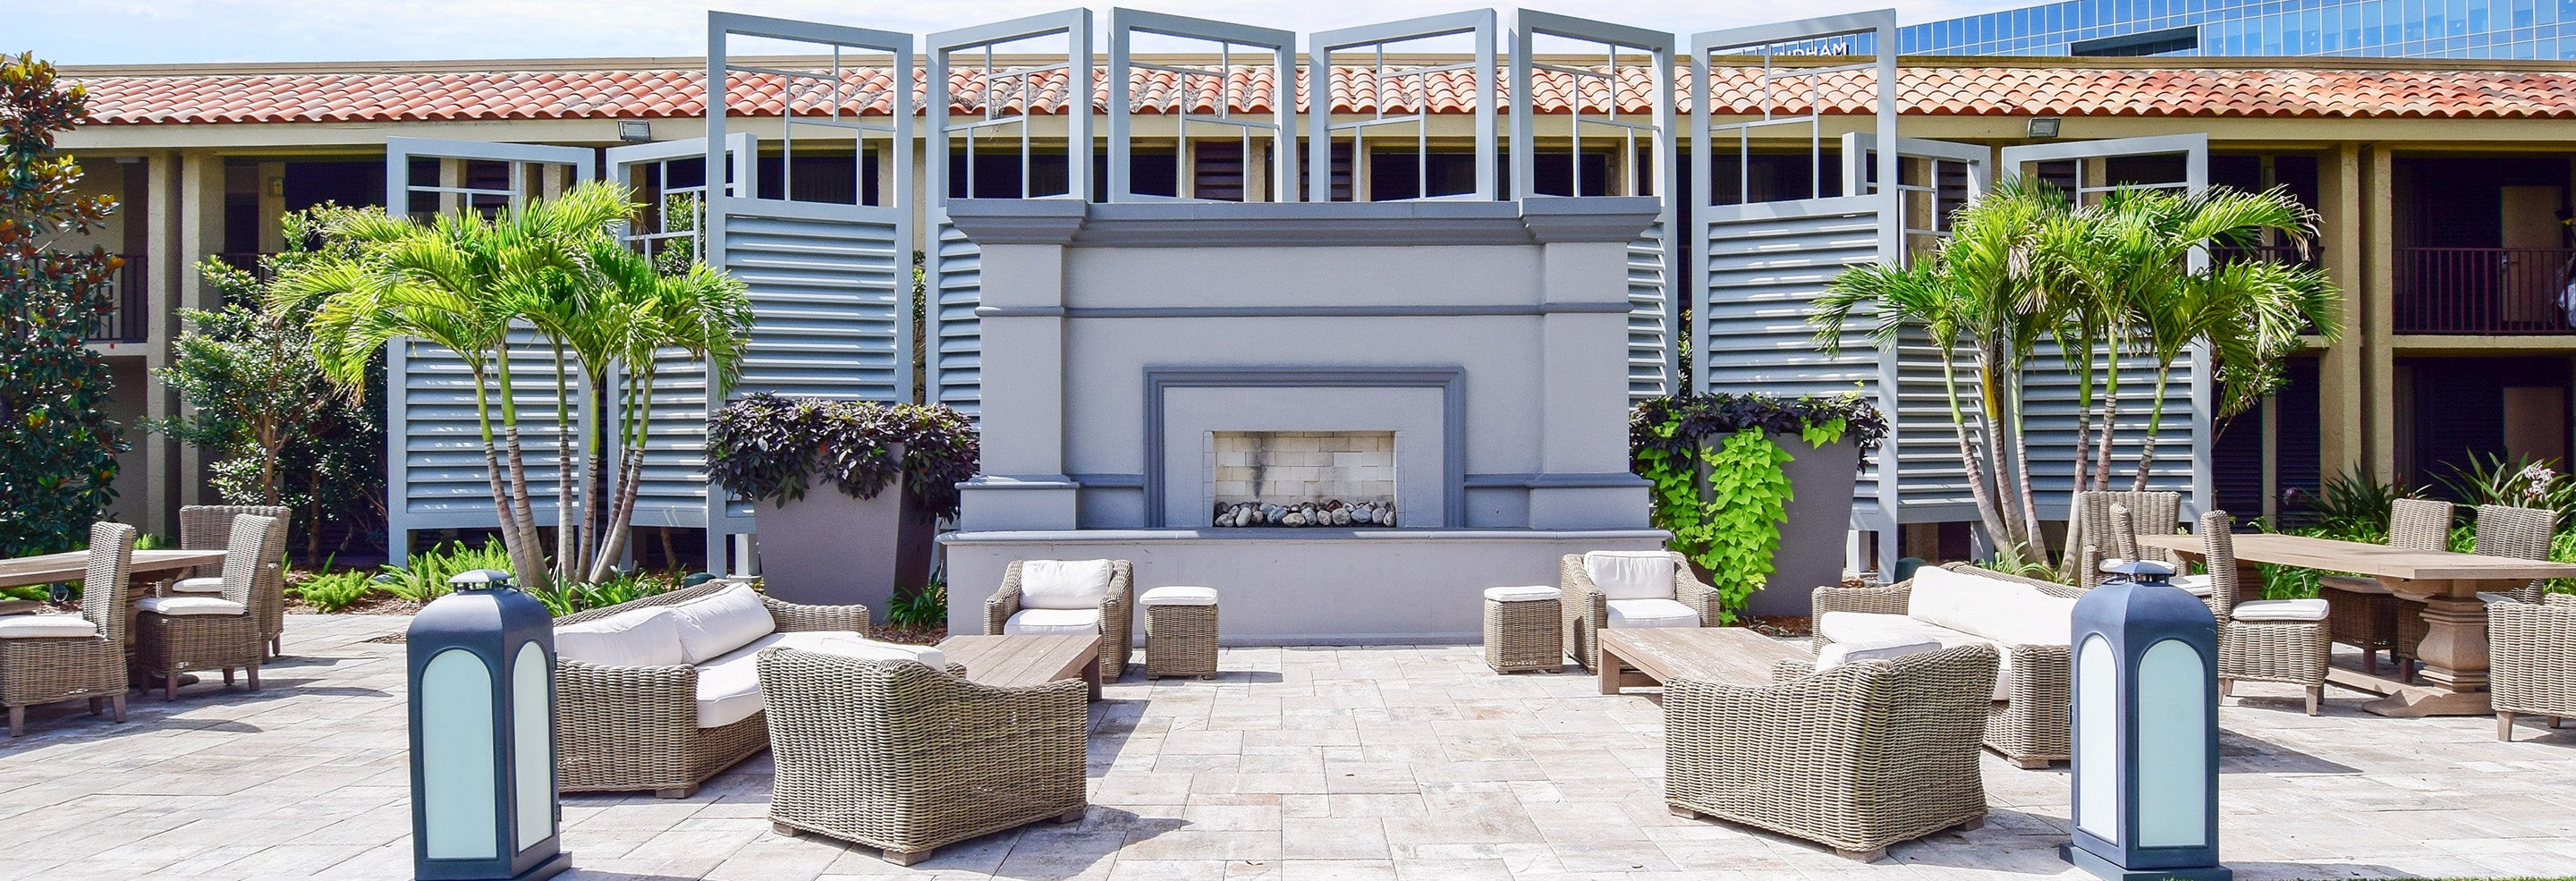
[1810,563,2084,768]
[551,580,936,798]
[1665,643,1999,861]
[759,648,1089,865]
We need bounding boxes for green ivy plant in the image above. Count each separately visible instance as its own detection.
[705,393,979,521]
[1630,393,1886,623]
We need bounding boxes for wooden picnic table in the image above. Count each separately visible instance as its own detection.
[1596,626,1809,695]
[2136,531,2576,717]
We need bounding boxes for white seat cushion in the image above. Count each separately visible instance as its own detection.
[1140,586,1218,606]
[1815,638,1943,673]
[1020,559,1116,610]
[1605,597,1699,629]
[1484,585,1559,603]
[695,633,946,729]
[664,584,777,665]
[2169,573,2214,597]
[0,614,99,640]
[1005,607,1106,636]
[1583,551,1676,601]
[136,596,247,617]
[2478,592,2522,606]
[167,576,225,594]
[1818,611,2014,701]
[2233,598,2329,622]
[555,607,687,668]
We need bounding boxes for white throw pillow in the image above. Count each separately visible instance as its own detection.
[1971,593,2079,648]
[1019,559,1116,610]
[1005,607,1106,636]
[665,584,779,664]
[0,614,100,640]
[1814,638,1943,673]
[1910,566,2061,643]
[555,607,687,668]
[1584,551,1676,601]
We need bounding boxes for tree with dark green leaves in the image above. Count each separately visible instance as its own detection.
[1,54,126,557]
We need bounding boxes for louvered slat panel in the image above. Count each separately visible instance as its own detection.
[722,205,907,402]
[931,217,983,418]
[1628,221,1672,402]
[396,330,580,524]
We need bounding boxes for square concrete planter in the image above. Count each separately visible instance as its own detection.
[1745,434,1860,618]
[752,478,936,620]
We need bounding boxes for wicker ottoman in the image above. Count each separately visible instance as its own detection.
[1141,586,1219,679]
[1484,586,1563,673]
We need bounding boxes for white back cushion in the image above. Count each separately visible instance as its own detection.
[1973,594,2080,646]
[1584,551,1676,601]
[555,607,686,667]
[665,584,778,665]
[1909,566,2076,647]
[1019,559,1115,610]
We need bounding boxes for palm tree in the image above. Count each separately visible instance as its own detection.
[580,238,752,583]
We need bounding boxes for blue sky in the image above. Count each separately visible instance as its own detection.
[19,1,2021,65]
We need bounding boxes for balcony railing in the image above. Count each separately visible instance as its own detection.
[2397,247,2576,335]
[88,256,148,343]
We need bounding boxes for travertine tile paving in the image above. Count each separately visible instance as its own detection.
[3,614,2573,880]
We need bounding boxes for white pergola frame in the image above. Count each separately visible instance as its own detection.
[1308,10,1499,202]
[1690,10,1901,258]
[928,9,1096,205]
[1106,8,1298,203]
[1508,10,1673,201]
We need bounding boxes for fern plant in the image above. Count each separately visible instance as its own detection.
[290,569,377,614]
[886,577,949,631]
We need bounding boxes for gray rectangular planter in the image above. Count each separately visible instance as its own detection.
[752,486,935,621]
[1746,434,1860,617]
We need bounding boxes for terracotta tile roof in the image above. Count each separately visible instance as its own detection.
[70,64,2576,125]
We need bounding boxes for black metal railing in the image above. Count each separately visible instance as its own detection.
[2395,247,2576,335]
[87,256,148,343]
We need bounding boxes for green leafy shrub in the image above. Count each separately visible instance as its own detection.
[291,569,377,614]
[1631,393,1885,623]
[377,538,514,604]
[886,577,948,631]
[528,572,677,617]
[706,393,979,521]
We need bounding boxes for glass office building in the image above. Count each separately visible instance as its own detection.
[1893,0,2576,57]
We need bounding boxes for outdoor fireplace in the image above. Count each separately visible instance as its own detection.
[1208,430,1397,528]
[941,198,1669,643]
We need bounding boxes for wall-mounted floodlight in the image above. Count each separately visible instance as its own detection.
[617,120,652,142]
[2028,117,2063,139]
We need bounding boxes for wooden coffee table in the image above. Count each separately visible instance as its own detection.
[1597,627,1809,695]
[935,633,1106,700]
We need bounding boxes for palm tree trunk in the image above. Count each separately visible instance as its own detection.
[549,343,579,584]
[1976,346,2031,557]
[1942,352,2014,554]
[588,371,655,584]
[491,340,549,589]
[2090,326,2124,493]
[466,361,529,579]
[2132,362,2177,491]
[2007,365,2047,563]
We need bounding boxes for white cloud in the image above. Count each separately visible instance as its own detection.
[20,0,2036,65]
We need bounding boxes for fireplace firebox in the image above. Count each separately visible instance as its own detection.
[1207,430,1397,528]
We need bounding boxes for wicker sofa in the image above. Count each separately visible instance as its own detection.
[551,580,939,798]
[1561,551,1719,672]
[1810,563,2084,768]
[1665,643,1999,861]
[758,647,1088,865]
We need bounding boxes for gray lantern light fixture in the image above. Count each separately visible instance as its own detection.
[407,569,569,881]
[2062,559,2231,881]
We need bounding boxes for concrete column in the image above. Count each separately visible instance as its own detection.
[2316,143,2368,484]
[951,201,1084,532]
[1524,204,1655,530]
[175,150,226,509]
[141,151,180,538]
[256,162,286,254]
[2362,145,2397,483]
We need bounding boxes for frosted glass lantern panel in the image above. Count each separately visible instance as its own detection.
[513,643,553,851]
[2074,634,2118,843]
[420,649,498,860]
[2136,639,2210,847]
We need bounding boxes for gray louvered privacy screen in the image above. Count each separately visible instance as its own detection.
[380,138,596,565]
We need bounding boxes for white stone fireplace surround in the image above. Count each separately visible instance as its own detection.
[939,198,1669,643]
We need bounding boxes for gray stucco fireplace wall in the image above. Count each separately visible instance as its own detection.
[938,198,1669,644]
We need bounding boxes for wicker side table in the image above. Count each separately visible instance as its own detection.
[1484,586,1563,673]
[1140,586,1219,679]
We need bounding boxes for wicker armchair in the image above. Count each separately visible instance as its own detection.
[553,580,871,798]
[985,560,1133,681]
[0,522,135,737]
[1810,563,2080,768]
[2203,511,2331,716]
[136,513,284,700]
[759,648,1088,866]
[2395,504,2554,679]
[2318,498,2450,673]
[175,504,291,657]
[1665,643,1998,862]
[2489,594,2576,741]
[2066,491,2182,588]
[1561,551,1717,672]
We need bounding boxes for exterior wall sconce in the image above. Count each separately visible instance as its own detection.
[2028,117,2063,139]
[407,569,568,881]
[2063,559,2230,881]
[617,120,652,142]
